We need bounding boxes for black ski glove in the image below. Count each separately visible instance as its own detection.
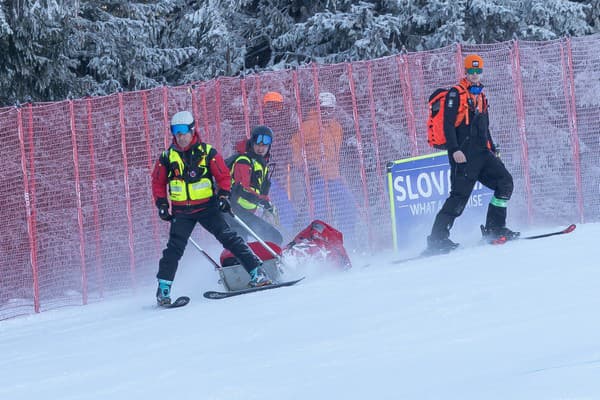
[216,189,232,214]
[156,198,172,222]
[217,197,231,213]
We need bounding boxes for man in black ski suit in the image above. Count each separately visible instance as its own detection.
[426,54,519,254]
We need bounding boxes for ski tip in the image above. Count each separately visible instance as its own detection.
[203,291,227,300]
[158,296,190,308]
[564,224,576,233]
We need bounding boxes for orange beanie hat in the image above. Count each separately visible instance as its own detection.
[263,91,283,105]
[464,54,484,69]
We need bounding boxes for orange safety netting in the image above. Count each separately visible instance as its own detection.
[1,36,598,319]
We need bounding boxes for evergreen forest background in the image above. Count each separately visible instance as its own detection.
[1,0,598,106]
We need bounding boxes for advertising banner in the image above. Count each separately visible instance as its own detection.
[387,151,494,250]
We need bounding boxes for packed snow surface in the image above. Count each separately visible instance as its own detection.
[1,223,599,400]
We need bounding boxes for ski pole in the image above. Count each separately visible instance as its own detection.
[188,236,222,270]
[229,211,283,262]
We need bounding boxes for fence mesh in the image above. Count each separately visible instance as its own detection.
[1,36,598,319]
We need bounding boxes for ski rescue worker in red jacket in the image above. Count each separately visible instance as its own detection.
[151,111,271,305]
[426,54,519,254]
[225,125,283,245]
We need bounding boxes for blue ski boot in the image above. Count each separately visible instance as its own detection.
[156,279,172,306]
[248,267,271,288]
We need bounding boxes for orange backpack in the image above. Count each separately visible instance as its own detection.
[426,86,464,149]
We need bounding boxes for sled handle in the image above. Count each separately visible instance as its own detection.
[230,211,283,262]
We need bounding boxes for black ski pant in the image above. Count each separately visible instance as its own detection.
[157,207,261,282]
[430,151,513,240]
[225,206,284,246]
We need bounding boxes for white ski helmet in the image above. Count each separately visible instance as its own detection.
[319,92,336,108]
[170,111,195,135]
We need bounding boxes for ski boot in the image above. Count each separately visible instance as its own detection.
[481,225,520,243]
[423,235,459,255]
[248,266,272,288]
[156,279,173,306]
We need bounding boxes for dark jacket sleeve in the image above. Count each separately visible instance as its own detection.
[443,87,460,155]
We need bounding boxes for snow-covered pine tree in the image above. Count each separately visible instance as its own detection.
[0,1,77,105]
[466,0,592,43]
[272,1,404,65]
[72,0,197,96]
[0,0,598,106]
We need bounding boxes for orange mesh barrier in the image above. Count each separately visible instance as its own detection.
[1,36,598,319]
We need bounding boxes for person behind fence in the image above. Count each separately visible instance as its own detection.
[260,91,298,234]
[151,111,271,305]
[225,125,284,245]
[290,92,357,243]
[426,54,519,254]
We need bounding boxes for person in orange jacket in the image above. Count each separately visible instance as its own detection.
[290,92,357,243]
[258,92,298,236]
[151,111,271,305]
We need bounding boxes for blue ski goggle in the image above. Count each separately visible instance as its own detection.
[254,134,272,145]
[171,124,192,135]
[466,67,483,75]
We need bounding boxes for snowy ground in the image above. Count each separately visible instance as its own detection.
[1,223,599,400]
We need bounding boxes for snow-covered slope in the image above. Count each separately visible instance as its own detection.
[1,224,599,400]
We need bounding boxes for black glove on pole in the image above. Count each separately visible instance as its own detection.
[217,197,231,213]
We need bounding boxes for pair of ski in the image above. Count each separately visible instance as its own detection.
[392,224,577,266]
[159,278,305,308]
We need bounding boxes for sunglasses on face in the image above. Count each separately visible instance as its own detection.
[254,134,272,145]
[171,124,192,135]
[466,68,483,75]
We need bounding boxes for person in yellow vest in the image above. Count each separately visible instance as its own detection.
[290,92,357,242]
[226,125,283,245]
[151,111,271,306]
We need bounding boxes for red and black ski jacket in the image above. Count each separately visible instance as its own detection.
[151,133,231,214]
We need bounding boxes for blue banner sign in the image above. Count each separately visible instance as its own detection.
[386,151,493,250]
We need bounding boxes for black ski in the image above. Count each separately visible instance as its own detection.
[203,278,305,300]
[390,224,576,265]
[520,223,576,240]
[159,296,190,308]
[391,248,460,265]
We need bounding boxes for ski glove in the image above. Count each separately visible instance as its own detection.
[215,189,232,213]
[258,199,274,212]
[217,196,232,213]
[156,198,172,222]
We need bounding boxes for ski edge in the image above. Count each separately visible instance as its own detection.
[203,278,305,300]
